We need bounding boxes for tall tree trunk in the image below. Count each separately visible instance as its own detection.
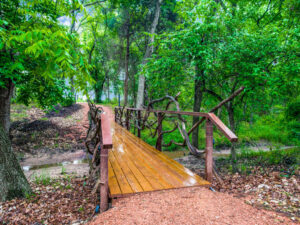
[227,102,237,172]
[0,79,14,133]
[192,66,205,148]
[94,70,106,103]
[136,0,163,108]
[124,20,130,106]
[94,87,102,103]
[107,77,110,102]
[0,125,32,201]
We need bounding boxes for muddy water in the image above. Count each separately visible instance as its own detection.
[21,150,90,179]
[22,159,89,172]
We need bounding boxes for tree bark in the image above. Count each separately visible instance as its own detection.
[124,19,130,106]
[192,66,205,148]
[107,77,110,102]
[0,125,32,201]
[0,79,14,133]
[226,101,237,172]
[136,0,163,109]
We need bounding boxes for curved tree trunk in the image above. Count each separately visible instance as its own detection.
[0,126,32,201]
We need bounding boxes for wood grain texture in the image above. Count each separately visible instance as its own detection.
[108,121,210,198]
[207,113,238,142]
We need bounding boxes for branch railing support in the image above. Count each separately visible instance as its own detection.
[137,110,141,138]
[205,118,213,182]
[156,112,163,151]
[126,109,130,130]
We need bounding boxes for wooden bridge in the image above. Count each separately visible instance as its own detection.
[98,107,238,212]
[108,122,210,198]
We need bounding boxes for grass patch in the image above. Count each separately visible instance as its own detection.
[217,147,300,176]
[33,172,52,185]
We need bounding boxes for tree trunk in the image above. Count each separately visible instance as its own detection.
[0,125,32,201]
[227,102,237,172]
[136,0,163,108]
[107,77,110,102]
[94,88,102,103]
[124,20,130,106]
[192,66,204,148]
[70,76,76,103]
[0,79,14,133]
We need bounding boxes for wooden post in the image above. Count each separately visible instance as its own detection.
[100,145,108,212]
[99,112,112,213]
[114,108,117,123]
[126,109,130,130]
[137,110,141,138]
[156,112,163,151]
[205,118,213,182]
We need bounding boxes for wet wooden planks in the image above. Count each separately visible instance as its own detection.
[108,123,210,198]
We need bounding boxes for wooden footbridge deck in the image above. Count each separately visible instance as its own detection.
[97,106,238,212]
[108,122,210,198]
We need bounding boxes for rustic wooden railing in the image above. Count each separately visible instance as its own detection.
[114,107,237,182]
[99,112,113,212]
[85,103,113,213]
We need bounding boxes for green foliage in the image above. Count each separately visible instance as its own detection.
[0,0,92,111]
[237,147,300,166]
[218,147,299,175]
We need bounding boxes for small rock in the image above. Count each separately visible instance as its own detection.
[257,184,270,189]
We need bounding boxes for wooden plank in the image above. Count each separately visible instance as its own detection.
[108,160,121,197]
[122,124,209,186]
[117,125,198,187]
[207,113,238,142]
[112,136,155,192]
[109,151,133,195]
[111,143,144,193]
[114,132,172,190]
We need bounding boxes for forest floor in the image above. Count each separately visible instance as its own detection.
[0,103,298,224]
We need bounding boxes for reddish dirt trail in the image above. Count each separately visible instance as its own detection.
[90,106,295,225]
[90,187,294,225]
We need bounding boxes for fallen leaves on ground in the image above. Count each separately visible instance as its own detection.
[195,166,300,222]
[10,103,87,154]
[0,177,97,225]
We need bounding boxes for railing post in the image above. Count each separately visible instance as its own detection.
[114,108,117,123]
[126,109,130,130]
[100,145,108,212]
[156,112,163,151]
[99,112,112,213]
[137,110,141,138]
[205,118,213,182]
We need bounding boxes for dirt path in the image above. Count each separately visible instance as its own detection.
[90,187,294,225]
[21,103,91,179]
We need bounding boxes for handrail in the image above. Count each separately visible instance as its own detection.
[114,106,238,182]
[207,113,238,142]
[115,107,237,143]
[121,107,208,117]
